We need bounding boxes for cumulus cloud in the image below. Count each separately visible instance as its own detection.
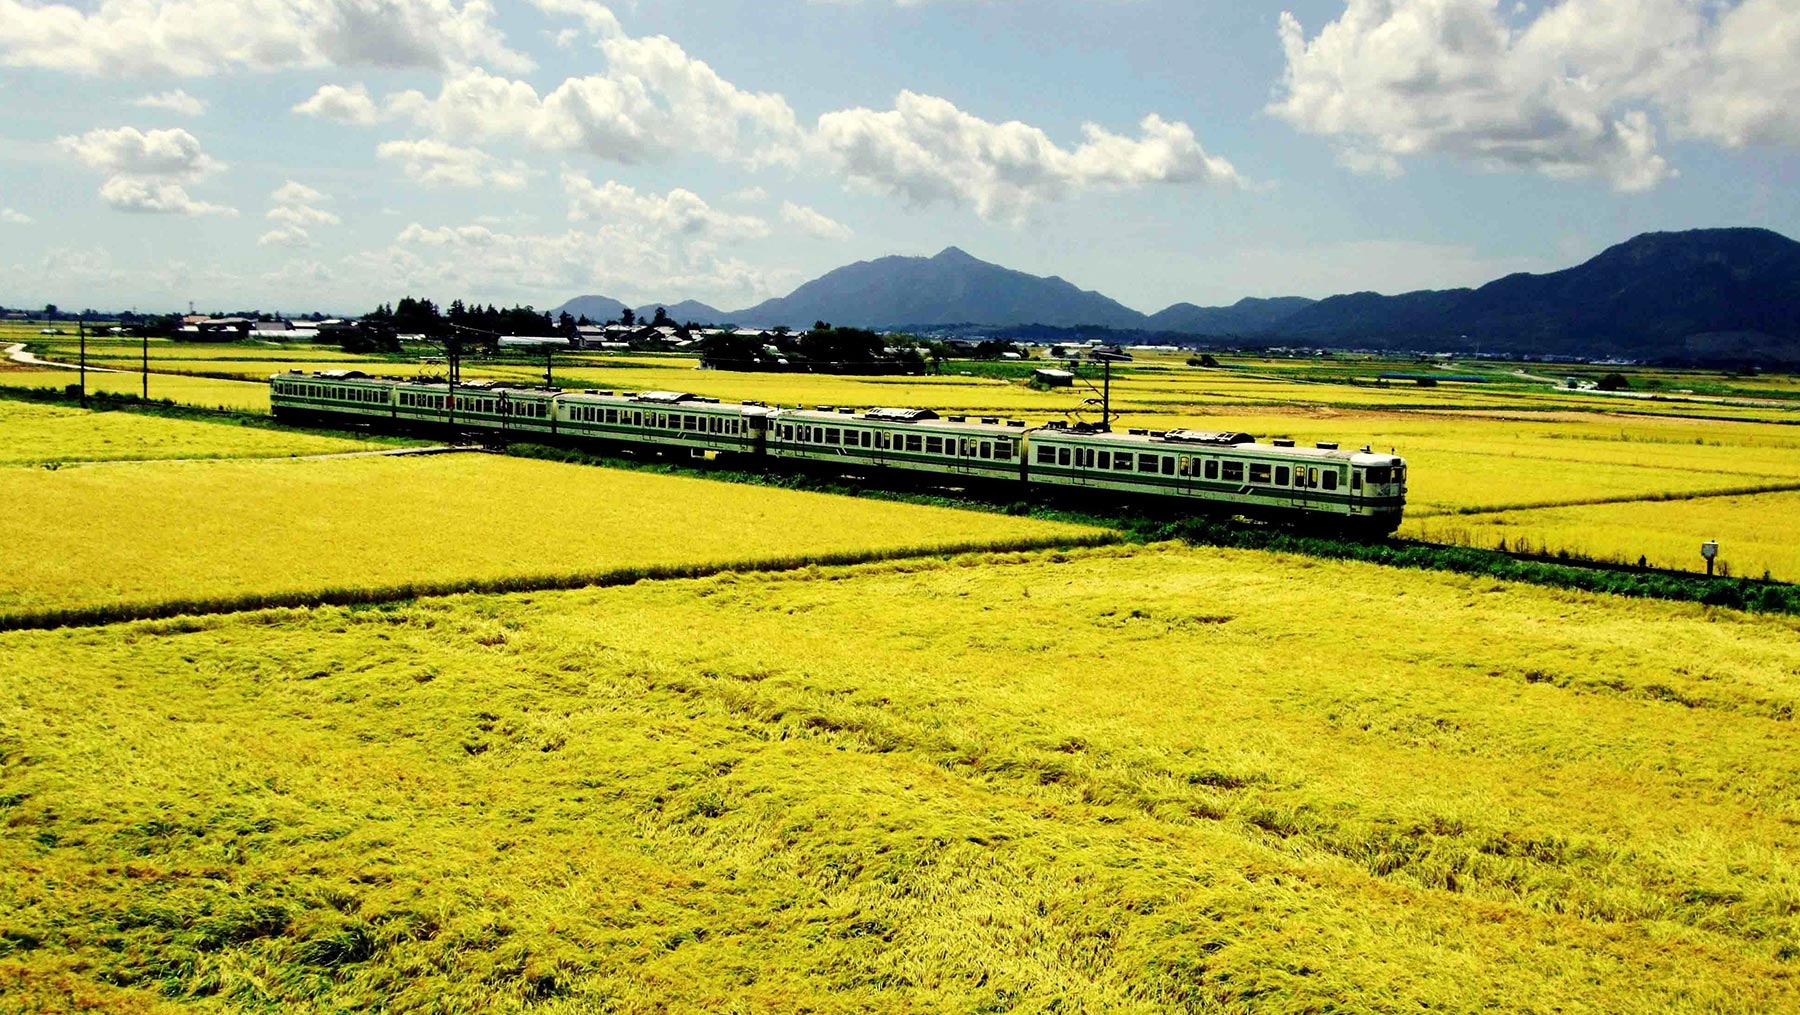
[0,0,532,77]
[1270,0,1800,191]
[1,208,31,224]
[811,91,1243,222]
[271,180,327,205]
[292,83,383,125]
[375,138,530,189]
[563,173,769,241]
[58,126,223,179]
[99,177,235,215]
[385,34,802,167]
[132,88,206,116]
[262,179,337,248]
[58,126,235,215]
[258,225,316,248]
[780,201,852,241]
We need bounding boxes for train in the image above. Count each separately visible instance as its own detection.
[269,370,1408,534]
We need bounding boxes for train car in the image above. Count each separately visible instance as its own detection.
[270,370,397,425]
[556,389,776,458]
[1025,424,1406,534]
[766,406,1026,484]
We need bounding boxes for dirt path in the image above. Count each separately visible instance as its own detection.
[44,445,480,469]
[3,342,122,372]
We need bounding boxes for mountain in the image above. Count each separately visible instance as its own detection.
[1276,228,1800,360]
[729,246,1150,330]
[632,300,727,325]
[1144,296,1316,335]
[553,294,629,322]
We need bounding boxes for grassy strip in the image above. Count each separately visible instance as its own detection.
[0,534,1120,632]
[502,443,1800,614]
[1147,517,1800,615]
[1408,479,1800,518]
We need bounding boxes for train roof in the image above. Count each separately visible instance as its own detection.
[1034,424,1403,464]
[778,406,1027,434]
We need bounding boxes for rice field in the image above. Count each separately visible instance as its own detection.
[1406,489,1800,581]
[0,452,1105,622]
[2,543,1797,1013]
[0,400,398,467]
[0,369,271,412]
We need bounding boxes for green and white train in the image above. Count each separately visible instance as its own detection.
[271,370,1407,534]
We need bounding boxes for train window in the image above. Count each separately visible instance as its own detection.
[1308,468,1319,488]
[1250,463,1272,484]
[1162,456,1175,476]
[826,428,839,444]
[861,431,871,448]
[1114,453,1133,471]
[1366,466,1388,484]
[1275,465,1290,486]
[1138,454,1158,472]
[1323,470,1339,491]
[1351,470,1363,490]
[1222,461,1243,482]
[996,441,1013,460]
[633,411,643,426]
[1178,457,1190,477]
[1395,466,1407,485]
[979,442,992,460]
[1038,446,1056,464]
[925,436,943,454]
[1096,451,1110,469]
[906,435,922,452]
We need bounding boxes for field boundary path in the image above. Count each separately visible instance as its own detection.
[41,443,475,469]
[4,341,122,372]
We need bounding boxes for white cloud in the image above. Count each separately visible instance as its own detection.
[375,138,530,189]
[726,186,768,204]
[292,83,382,126]
[58,126,234,216]
[267,204,341,227]
[1679,0,1800,147]
[131,89,206,116]
[386,34,801,167]
[780,201,852,241]
[271,180,328,205]
[258,225,316,248]
[811,91,1242,222]
[529,0,622,38]
[57,126,223,179]
[0,0,532,77]
[0,208,30,224]
[98,177,236,216]
[1270,0,1800,191]
[563,173,769,241]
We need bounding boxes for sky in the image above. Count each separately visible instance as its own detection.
[0,0,1796,316]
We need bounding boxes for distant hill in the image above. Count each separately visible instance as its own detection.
[730,246,1150,330]
[1277,228,1800,360]
[551,228,1800,362]
[553,294,628,322]
[1144,296,1316,335]
[550,296,728,325]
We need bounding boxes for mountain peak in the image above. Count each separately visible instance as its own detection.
[932,245,980,263]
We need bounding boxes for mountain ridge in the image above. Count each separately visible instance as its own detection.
[554,228,1800,361]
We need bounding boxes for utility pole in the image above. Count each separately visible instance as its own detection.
[141,325,149,400]
[544,346,554,388]
[78,318,87,407]
[1089,348,1132,432]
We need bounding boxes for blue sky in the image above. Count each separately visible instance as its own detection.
[1,0,1796,316]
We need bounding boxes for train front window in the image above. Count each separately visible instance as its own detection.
[1366,466,1391,484]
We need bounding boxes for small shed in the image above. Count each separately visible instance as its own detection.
[1032,368,1074,387]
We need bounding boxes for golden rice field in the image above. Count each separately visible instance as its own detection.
[0,453,1104,621]
[0,369,270,412]
[3,544,1798,1013]
[0,400,397,467]
[1406,489,1800,581]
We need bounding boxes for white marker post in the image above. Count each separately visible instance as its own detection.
[1702,540,1719,577]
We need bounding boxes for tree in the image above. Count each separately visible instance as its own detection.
[652,306,671,327]
[1596,372,1630,391]
[621,307,636,327]
[43,304,57,320]
[558,311,577,336]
